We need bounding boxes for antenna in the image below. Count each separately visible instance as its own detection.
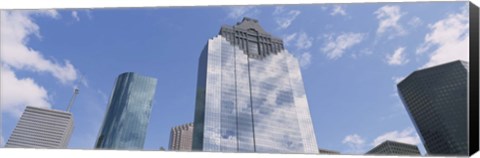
[67,74,84,112]
[66,88,79,112]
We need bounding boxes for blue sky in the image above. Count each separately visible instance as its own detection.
[1,2,470,155]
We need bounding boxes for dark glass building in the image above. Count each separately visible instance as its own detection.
[365,140,421,155]
[95,72,157,150]
[397,60,469,156]
[192,18,318,153]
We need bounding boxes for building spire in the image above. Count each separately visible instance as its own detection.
[67,72,85,112]
[66,88,79,112]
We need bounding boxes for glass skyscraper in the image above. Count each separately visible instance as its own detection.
[192,18,318,153]
[397,60,469,156]
[95,72,157,150]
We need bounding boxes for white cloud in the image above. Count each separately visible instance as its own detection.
[320,6,328,11]
[331,5,347,16]
[350,53,358,59]
[416,6,469,68]
[361,48,374,55]
[273,6,285,15]
[85,9,93,20]
[408,16,423,27]
[321,32,365,60]
[80,77,89,88]
[386,47,409,66]
[283,33,297,46]
[283,32,313,50]
[226,6,259,20]
[71,11,80,21]
[298,52,312,68]
[97,89,109,104]
[371,127,421,147]
[342,134,366,154]
[375,5,406,39]
[392,76,406,84]
[1,10,78,84]
[283,32,313,68]
[73,73,89,89]
[1,66,51,117]
[274,9,301,30]
[343,134,365,146]
[295,32,313,50]
[1,10,58,41]
[390,75,406,97]
[1,10,79,116]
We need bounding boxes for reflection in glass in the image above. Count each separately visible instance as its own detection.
[193,18,318,154]
[95,72,157,150]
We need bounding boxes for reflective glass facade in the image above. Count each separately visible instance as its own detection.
[95,72,157,150]
[397,60,468,156]
[193,18,318,153]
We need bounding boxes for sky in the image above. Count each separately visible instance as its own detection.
[0,1,470,155]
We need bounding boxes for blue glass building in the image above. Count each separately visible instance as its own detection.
[95,72,157,150]
[192,18,318,153]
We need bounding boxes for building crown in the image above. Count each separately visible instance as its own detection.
[219,17,284,59]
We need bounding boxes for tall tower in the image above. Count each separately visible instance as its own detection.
[95,72,157,150]
[5,106,74,148]
[169,123,194,151]
[192,17,318,153]
[397,60,469,156]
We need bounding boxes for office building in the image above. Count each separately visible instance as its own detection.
[397,60,469,156]
[192,17,318,153]
[318,148,340,154]
[169,123,194,151]
[95,72,157,150]
[365,140,421,155]
[5,106,74,148]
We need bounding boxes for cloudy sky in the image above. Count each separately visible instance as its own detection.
[0,1,469,155]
